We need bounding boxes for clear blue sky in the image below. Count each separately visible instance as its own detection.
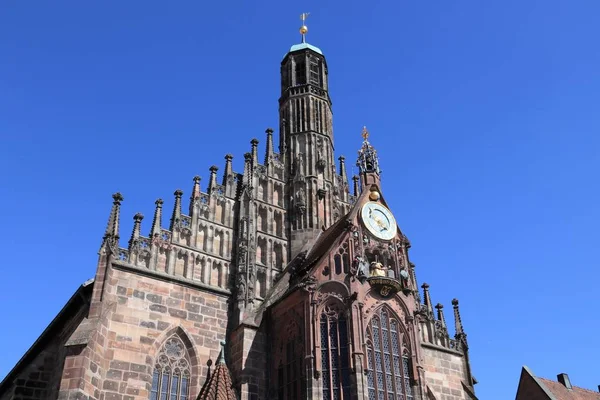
[1,1,599,399]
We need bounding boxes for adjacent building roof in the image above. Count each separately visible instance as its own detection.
[515,366,599,400]
[539,377,600,400]
[0,279,94,397]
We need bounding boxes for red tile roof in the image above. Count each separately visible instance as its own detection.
[197,343,237,400]
[538,378,600,400]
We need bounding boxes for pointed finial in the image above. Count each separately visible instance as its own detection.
[435,303,447,328]
[352,175,360,196]
[421,283,434,316]
[224,154,234,185]
[209,165,219,193]
[189,176,201,216]
[251,138,259,166]
[300,13,310,43]
[338,155,347,180]
[452,298,464,335]
[151,198,164,237]
[170,190,183,230]
[104,192,124,238]
[265,128,274,164]
[192,176,201,198]
[362,126,370,141]
[101,192,123,252]
[217,340,226,365]
[129,213,144,248]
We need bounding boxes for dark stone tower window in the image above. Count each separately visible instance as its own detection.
[282,64,290,92]
[150,335,191,400]
[296,59,306,85]
[366,308,413,400]
[320,304,351,399]
[310,61,321,86]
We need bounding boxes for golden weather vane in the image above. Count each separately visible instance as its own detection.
[300,12,310,43]
[362,126,370,141]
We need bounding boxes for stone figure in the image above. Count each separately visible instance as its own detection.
[369,261,387,277]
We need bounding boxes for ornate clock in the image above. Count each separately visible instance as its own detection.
[361,201,397,241]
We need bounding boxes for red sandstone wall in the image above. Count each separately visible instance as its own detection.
[421,345,470,400]
[84,266,229,400]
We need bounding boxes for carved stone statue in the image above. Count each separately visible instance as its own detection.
[399,266,410,287]
[296,187,306,205]
[295,153,305,178]
[354,256,369,283]
[369,261,387,277]
[237,243,248,267]
[236,276,246,300]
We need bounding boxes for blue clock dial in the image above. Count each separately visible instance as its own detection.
[361,202,397,241]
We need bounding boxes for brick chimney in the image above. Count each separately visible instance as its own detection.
[557,373,572,390]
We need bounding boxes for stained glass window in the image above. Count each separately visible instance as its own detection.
[150,336,191,400]
[366,308,412,400]
[321,307,351,400]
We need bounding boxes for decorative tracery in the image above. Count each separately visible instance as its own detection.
[334,242,350,275]
[150,336,191,400]
[366,308,413,400]
[320,303,351,400]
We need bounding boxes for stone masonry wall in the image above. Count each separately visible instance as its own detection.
[421,345,468,400]
[96,265,229,400]
[229,324,267,400]
[1,348,57,400]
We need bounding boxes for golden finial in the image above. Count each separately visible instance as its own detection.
[300,12,310,43]
[362,126,370,141]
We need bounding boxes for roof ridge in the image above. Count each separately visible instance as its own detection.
[540,378,600,395]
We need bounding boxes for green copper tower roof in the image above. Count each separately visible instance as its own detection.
[289,42,323,55]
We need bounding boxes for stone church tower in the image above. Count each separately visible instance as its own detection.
[0,19,477,400]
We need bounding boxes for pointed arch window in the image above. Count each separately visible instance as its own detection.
[150,336,191,400]
[366,308,413,400]
[320,304,351,400]
[277,320,304,400]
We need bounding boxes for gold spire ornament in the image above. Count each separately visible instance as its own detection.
[300,12,310,43]
[362,126,370,141]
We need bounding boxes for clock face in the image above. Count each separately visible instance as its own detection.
[361,202,397,241]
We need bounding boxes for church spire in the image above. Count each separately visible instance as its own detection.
[356,126,382,190]
[356,126,381,175]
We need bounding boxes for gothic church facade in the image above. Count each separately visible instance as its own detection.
[0,30,477,400]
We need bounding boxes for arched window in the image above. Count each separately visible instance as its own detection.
[320,304,351,399]
[366,308,413,400]
[150,335,191,400]
[334,242,350,275]
[277,319,303,400]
